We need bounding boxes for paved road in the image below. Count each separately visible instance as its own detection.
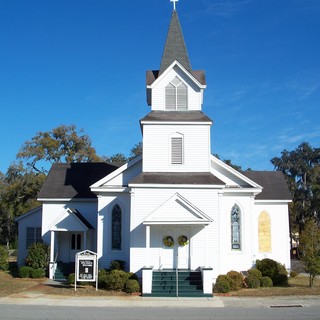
[0,304,320,320]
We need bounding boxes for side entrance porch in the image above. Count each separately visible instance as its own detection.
[47,208,95,279]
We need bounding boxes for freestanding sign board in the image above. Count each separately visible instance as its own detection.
[75,250,98,291]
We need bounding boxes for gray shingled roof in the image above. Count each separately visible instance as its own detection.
[38,163,119,199]
[129,172,225,185]
[242,171,292,200]
[159,10,191,75]
[140,111,213,123]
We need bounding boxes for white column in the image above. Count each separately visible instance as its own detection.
[50,231,55,262]
[49,231,55,279]
[146,225,150,267]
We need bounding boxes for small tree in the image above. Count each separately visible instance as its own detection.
[299,219,320,287]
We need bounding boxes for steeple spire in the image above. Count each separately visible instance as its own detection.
[159,9,192,75]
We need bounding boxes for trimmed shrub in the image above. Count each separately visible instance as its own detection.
[110,260,126,271]
[0,247,9,271]
[256,259,279,279]
[247,268,262,280]
[277,262,288,276]
[227,271,244,291]
[290,271,299,278]
[260,276,273,287]
[25,242,50,271]
[30,268,45,278]
[101,270,130,291]
[19,266,33,278]
[272,274,288,287]
[213,275,231,293]
[245,276,260,288]
[124,279,140,293]
[68,273,75,285]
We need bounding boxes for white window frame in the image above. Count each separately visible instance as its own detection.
[231,204,241,251]
[170,133,184,165]
[26,227,42,249]
[165,76,188,111]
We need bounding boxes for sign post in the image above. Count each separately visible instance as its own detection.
[75,250,98,291]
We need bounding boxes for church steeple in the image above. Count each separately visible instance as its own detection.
[159,9,192,75]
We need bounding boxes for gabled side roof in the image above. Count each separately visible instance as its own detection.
[38,162,119,200]
[242,171,292,201]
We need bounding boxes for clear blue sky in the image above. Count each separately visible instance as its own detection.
[0,0,319,173]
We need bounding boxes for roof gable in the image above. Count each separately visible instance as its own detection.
[143,193,212,225]
[210,155,262,189]
[147,60,206,90]
[91,155,142,189]
[48,208,94,232]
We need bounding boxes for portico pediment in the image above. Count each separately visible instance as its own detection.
[143,193,212,225]
[48,208,94,232]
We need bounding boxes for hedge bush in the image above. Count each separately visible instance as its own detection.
[109,260,126,271]
[260,276,273,287]
[0,247,9,271]
[68,273,75,285]
[25,242,50,271]
[19,266,33,278]
[30,268,45,278]
[100,270,130,291]
[227,271,243,291]
[245,276,260,288]
[213,275,231,293]
[124,279,140,293]
[247,268,262,280]
[290,271,299,278]
[272,274,288,287]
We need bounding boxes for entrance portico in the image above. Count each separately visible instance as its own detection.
[47,208,94,279]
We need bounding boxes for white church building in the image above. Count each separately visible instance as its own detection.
[17,5,292,297]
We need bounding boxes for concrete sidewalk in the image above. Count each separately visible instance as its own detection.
[0,279,319,309]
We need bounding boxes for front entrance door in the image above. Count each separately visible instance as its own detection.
[69,232,82,262]
[161,227,189,269]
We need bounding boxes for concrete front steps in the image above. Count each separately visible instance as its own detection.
[144,270,212,298]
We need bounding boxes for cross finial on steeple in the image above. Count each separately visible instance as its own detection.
[170,0,178,11]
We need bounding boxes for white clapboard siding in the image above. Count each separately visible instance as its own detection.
[143,124,211,172]
[16,207,42,266]
[96,192,131,270]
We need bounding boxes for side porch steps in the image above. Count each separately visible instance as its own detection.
[54,262,74,280]
[144,270,212,298]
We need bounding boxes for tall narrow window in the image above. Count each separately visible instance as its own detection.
[26,227,42,248]
[231,205,241,250]
[165,77,188,110]
[71,233,82,250]
[171,136,183,164]
[112,204,122,250]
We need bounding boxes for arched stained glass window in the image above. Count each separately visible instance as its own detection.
[231,205,241,250]
[112,204,122,250]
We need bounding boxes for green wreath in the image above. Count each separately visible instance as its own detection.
[163,236,174,247]
[178,235,188,246]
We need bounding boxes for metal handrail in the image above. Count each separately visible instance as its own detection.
[176,267,178,298]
